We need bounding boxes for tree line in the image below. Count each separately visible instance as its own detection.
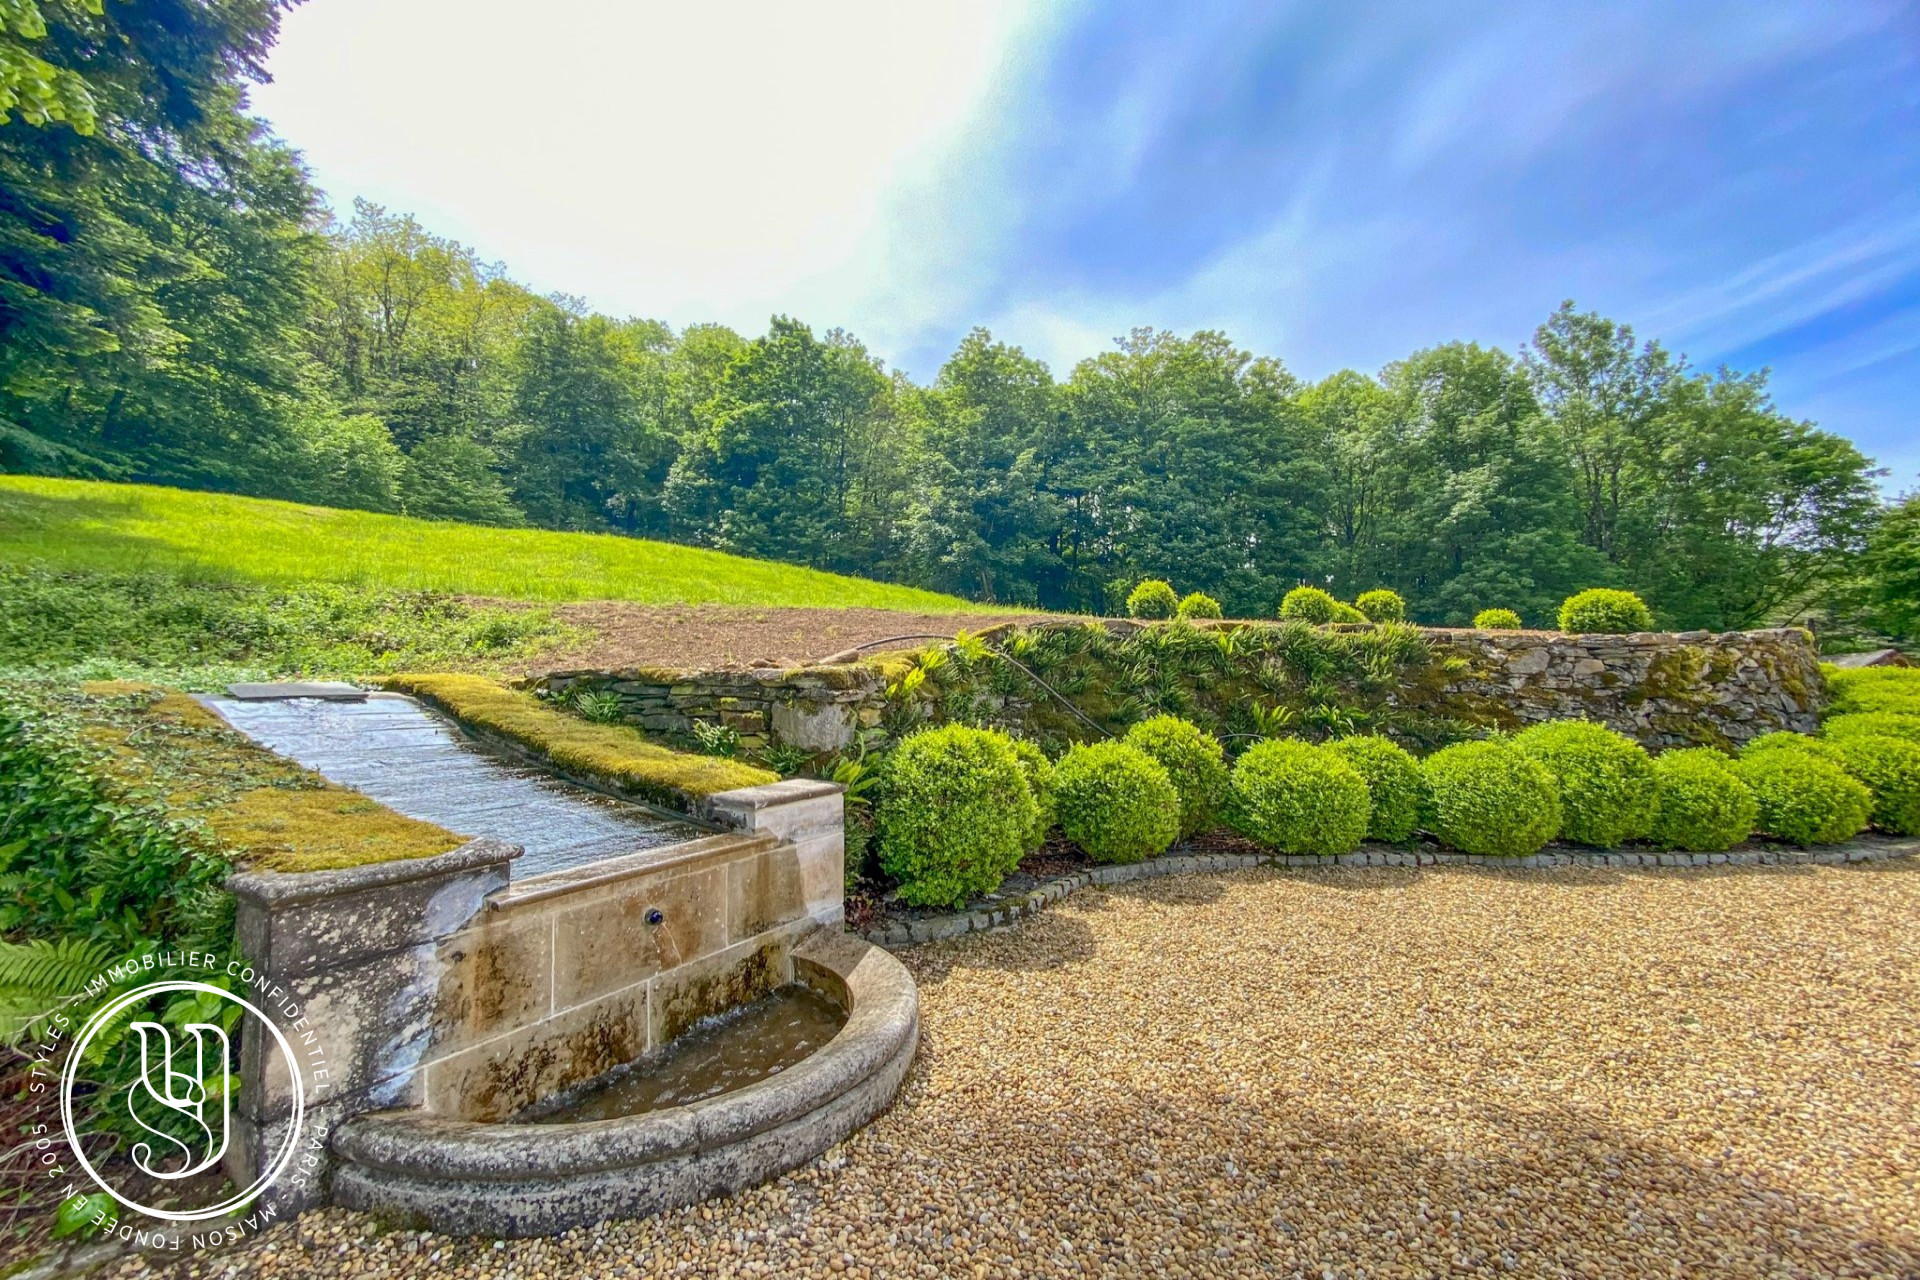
[2,0,1913,639]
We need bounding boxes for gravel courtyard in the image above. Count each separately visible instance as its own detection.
[124,861,1918,1280]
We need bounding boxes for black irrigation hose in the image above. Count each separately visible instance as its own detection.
[842,634,1116,739]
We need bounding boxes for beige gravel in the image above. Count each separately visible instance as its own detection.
[120,861,1918,1279]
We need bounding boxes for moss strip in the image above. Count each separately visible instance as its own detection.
[383,673,776,805]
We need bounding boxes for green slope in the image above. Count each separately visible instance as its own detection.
[0,477,987,611]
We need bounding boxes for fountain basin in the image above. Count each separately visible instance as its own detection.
[328,929,917,1236]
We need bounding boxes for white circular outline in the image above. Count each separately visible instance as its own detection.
[59,980,306,1223]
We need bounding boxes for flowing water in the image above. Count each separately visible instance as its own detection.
[204,692,708,879]
[523,984,847,1122]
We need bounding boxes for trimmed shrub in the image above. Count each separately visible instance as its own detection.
[1730,751,1872,846]
[1354,589,1406,623]
[1325,735,1426,842]
[1740,731,1846,766]
[1473,608,1523,630]
[1227,740,1370,855]
[1176,591,1223,620]
[1821,711,1920,746]
[1650,748,1757,852]
[1421,740,1562,857]
[1126,579,1179,620]
[1278,586,1340,623]
[1824,665,1920,716]
[1557,588,1654,634]
[1330,601,1368,624]
[875,725,1038,907]
[1826,734,1920,836]
[1053,741,1180,864]
[1123,715,1228,838]
[1513,720,1658,848]
[1009,738,1056,851]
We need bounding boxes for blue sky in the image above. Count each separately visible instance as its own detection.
[253,0,1920,485]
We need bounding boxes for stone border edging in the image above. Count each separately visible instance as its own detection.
[862,836,1920,949]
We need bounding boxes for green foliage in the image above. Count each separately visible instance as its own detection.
[1821,711,1920,746]
[1324,735,1427,842]
[1650,748,1757,852]
[1473,608,1524,630]
[1126,579,1180,619]
[1731,751,1872,845]
[1512,720,1658,847]
[0,563,573,683]
[1740,731,1846,766]
[689,719,742,758]
[1825,735,1920,836]
[1176,591,1223,620]
[568,690,626,724]
[1121,715,1228,837]
[1008,738,1056,852]
[873,726,1037,907]
[1330,601,1368,623]
[1852,493,1920,645]
[1225,739,1370,855]
[1421,740,1563,857]
[1354,589,1406,623]
[1052,741,1179,864]
[1279,586,1341,623]
[1823,665,1920,716]
[1557,588,1655,634]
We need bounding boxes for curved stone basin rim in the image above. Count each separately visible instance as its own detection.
[329,930,917,1236]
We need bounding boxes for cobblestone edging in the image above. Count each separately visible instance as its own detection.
[861,836,1920,949]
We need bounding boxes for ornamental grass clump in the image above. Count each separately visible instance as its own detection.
[1325,735,1426,842]
[1729,751,1871,846]
[1122,715,1228,838]
[1053,741,1180,864]
[1226,740,1370,856]
[1473,608,1523,630]
[1420,739,1561,857]
[1821,711,1920,746]
[1825,735,1920,836]
[1513,720,1658,848]
[1176,591,1223,620]
[1354,589,1406,623]
[874,725,1038,907]
[1125,579,1179,620]
[1556,588,1654,634]
[1649,748,1757,852]
[1009,738,1056,851]
[1278,586,1340,623]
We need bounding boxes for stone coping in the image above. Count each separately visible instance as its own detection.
[863,835,1920,949]
[329,928,918,1236]
[226,836,521,908]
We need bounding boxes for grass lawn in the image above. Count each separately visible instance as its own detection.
[0,476,987,611]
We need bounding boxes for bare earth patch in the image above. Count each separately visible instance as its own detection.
[514,602,1062,674]
[115,859,1918,1279]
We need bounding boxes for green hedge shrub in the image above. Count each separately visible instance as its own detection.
[1821,711,1920,746]
[1053,741,1180,864]
[1556,588,1654,634]
[1009,738,1056,851]
[875,725,1038,907]
[1278,586,1340,623]
[1650,748,1757,852]
[1513,721,1658,848]
[1126,579,1179,620]
[1420,740,1562,857]
[1473,608,1523,630]
[1226,740,1370,855]
[1176,591,1223,620]
[1354,589,1406,623]
[1824,665,1920,716]
[1826,734,1920,836]
[1325,735,1426,842]
[1122,715,1228,838]
[1730,751,1871,846]
[1740,731,1846,766]
[1330,601,1368,624]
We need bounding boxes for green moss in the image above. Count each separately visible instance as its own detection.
[386,672,777,804]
